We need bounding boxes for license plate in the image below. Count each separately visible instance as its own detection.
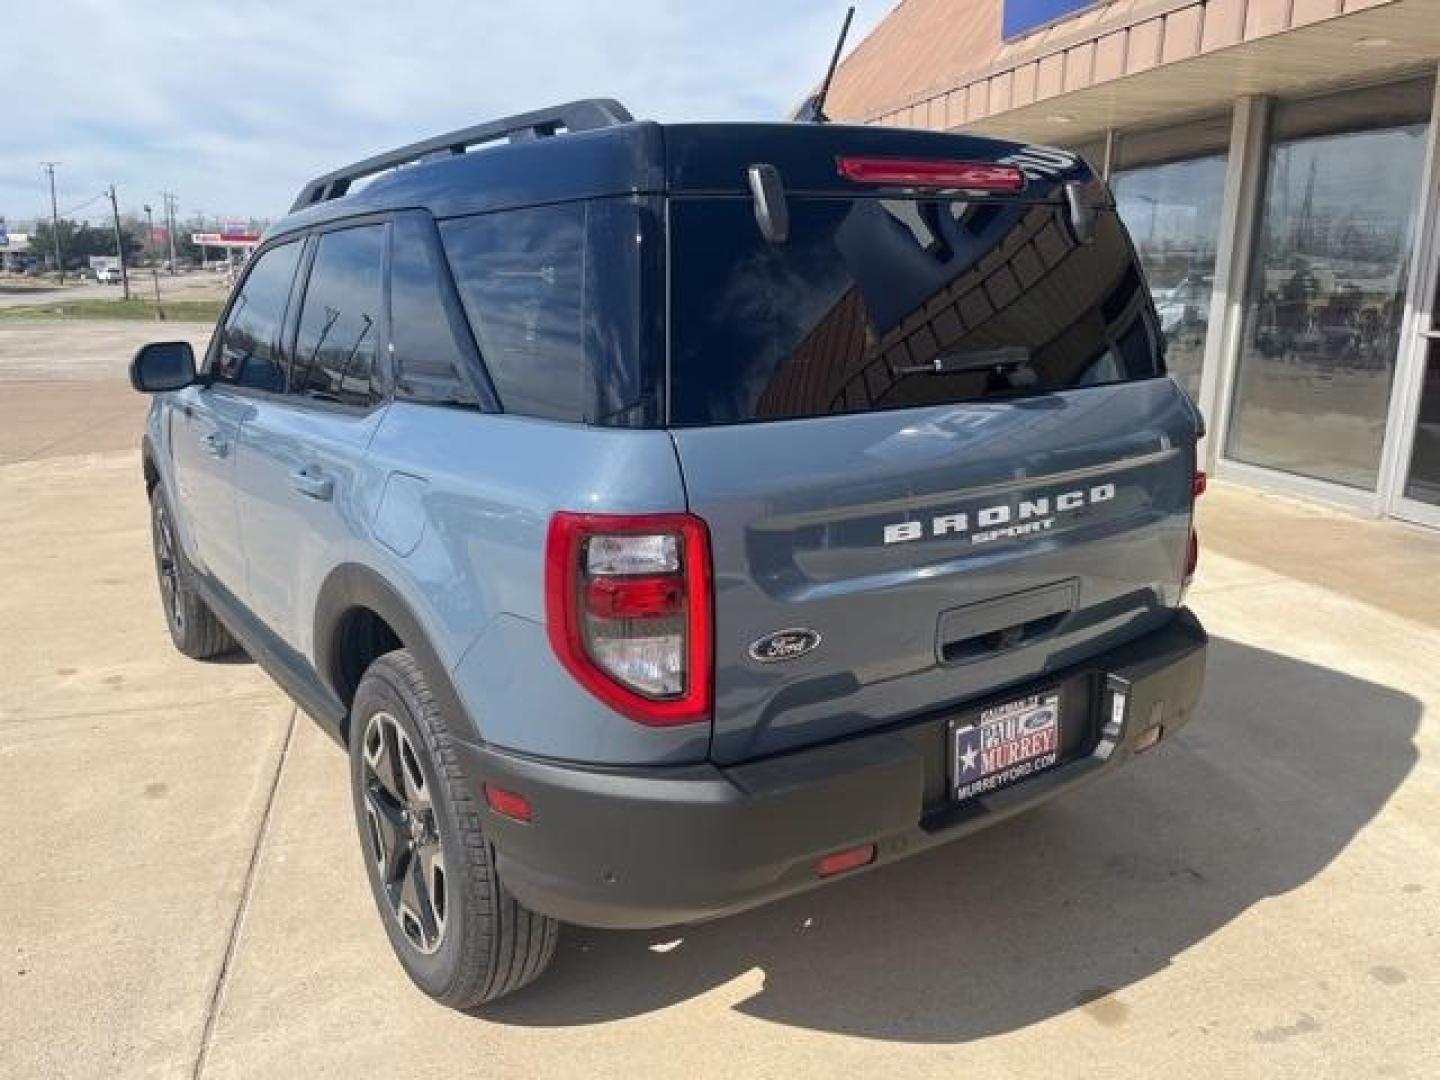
[951,691,1061,801]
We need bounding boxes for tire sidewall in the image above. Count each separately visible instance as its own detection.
[149,486,193,649]
[349,659,471,998]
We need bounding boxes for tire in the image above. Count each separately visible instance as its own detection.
[349,650,558,1008]
[149,486,236,660]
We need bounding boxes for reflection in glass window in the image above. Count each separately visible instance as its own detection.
[442,205,585,422]
[1226,124,1429,490]
[292,225,385,409]
[1113,154,1228,401]
[215,241,301,392]
[668,199,1162,426]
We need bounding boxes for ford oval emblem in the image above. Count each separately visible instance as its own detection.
[748,628,822,663]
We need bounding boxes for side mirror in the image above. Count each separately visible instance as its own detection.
[130,341,197,393]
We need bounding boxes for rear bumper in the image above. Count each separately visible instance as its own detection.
[456,608,1207,929]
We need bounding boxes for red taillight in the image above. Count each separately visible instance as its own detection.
[584,576,684,619]
[816,844,877,878]
[836,156,1026,192]
[1193,471,1208,499]
[484,784,533,822]
[545,512,712,727]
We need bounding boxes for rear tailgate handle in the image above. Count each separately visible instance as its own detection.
[938,579,1078,665]
[288,466,334,502]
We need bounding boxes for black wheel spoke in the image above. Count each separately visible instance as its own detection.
[363,784,409,884]
[399,848,440,949]
[362,716,407,803]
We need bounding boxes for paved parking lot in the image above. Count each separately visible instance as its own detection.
[2,321,1438,1078]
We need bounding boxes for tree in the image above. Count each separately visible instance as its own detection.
[28,216,142,271]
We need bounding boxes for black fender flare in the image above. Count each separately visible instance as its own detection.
[312,563,477,745]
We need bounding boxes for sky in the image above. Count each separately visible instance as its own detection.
[1,0,890,230]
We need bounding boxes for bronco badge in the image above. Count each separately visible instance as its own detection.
[748,628,822,663]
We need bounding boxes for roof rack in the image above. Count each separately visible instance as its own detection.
[289,98,634,213]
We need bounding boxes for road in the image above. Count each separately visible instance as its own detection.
[2,321,1437,1078]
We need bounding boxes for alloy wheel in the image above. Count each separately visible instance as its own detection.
[361,711,448,955]
[153,502,185,632]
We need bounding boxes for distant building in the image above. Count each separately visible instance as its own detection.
[0,220,31,271]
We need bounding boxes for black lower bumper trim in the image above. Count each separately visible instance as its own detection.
[456,608,1207,929]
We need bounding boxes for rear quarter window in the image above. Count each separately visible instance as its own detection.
[442,205,584,422]
[668,198,1161,425]
[440,199,658,426]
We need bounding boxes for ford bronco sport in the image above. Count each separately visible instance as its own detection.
[130,98,1207,1007]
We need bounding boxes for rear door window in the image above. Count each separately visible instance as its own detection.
[667,198,1160,425]
[290,224,386,409]
[213,241,302,392]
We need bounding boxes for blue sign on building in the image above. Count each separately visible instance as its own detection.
[1003,0,1096,39]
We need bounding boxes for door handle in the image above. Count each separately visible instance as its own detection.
[201,432,228,458]
[288,467,334,502]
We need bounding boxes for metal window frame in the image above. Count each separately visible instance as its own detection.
[1381,64,1440,528]
[1201,77,1440,520]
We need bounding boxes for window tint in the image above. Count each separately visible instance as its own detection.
[291,225,385,409]
[441,205,585,421]
[214,241,301,391]
[668,198,1161,425]
[390,214,478,406]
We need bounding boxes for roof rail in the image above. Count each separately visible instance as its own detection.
[288,98,634,213]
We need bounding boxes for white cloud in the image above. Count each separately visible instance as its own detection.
[2,0,889,227]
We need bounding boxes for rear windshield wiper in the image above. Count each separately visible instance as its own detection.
[893,346,1031,376]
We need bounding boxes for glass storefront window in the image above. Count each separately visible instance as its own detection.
[1226,84,1432,491]
[1113,154,1228,401]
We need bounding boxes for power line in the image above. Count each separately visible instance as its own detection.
[57,192,107,218]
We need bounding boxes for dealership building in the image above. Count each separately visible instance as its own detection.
[827,0,1440,527]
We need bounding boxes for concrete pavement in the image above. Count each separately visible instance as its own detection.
[2,323,1437,1077]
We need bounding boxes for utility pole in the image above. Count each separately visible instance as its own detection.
[143,203,162,316]
[106,184,131,300]
[161,191,179,273]
[40,161,63,283]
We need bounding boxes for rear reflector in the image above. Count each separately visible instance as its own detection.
[484,784,533,823]
[1193,471,1208,499]
[837,156,1026,192]
[816,843,876,878]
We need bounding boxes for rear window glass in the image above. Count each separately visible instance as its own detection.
[668,198,1160,425]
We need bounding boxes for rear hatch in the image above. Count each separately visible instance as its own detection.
[663,133,1199,764]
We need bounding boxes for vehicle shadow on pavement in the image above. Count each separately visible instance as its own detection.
[482,636,1421,1041]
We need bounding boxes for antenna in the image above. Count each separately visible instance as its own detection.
[794,6,856,124]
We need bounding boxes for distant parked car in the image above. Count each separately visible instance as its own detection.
[96,266,122,285]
